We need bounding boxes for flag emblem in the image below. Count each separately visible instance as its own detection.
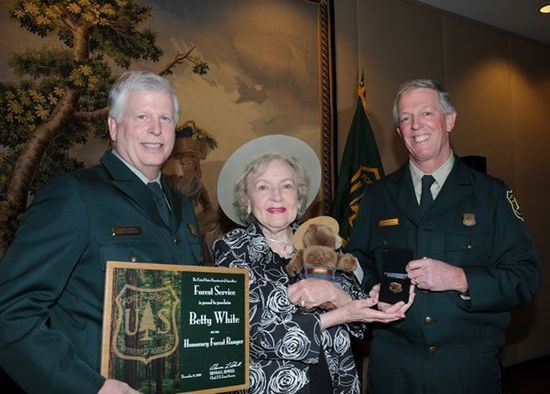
[332,81,384,242]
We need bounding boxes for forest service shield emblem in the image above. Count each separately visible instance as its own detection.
[506,190,524,222]
[112,284,180,364]
[462,213,476,227]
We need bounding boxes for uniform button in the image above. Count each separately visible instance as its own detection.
[174,237,180,245]
[424,316,433,324]
[428,345,437,353]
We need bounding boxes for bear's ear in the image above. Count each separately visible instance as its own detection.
[337,253,357,271]
[334,231,343,249]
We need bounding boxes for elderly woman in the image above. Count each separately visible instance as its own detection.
[213,135,412,394]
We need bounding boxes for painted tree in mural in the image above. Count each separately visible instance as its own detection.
[0,0,208,253]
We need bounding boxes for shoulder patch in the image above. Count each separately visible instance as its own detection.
[506,190,524,222]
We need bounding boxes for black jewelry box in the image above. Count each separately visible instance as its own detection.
[378,248,413,304]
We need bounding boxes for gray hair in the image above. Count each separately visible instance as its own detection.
[233,153,310,225]
[108,71,180,123]
[392,79,455,125]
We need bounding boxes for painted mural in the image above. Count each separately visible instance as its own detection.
[0,0,331,253]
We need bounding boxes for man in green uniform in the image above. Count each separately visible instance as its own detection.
[0,71,203,393]
[347,79,540,394]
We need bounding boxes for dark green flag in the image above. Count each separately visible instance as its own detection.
[332,88,384,242]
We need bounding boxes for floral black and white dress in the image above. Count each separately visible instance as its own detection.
[213,222,367,394]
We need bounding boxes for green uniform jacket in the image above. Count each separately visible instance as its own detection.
[347,157,540,357]
[0,151,203,393]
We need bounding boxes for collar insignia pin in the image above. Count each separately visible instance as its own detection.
[187,223,198,237]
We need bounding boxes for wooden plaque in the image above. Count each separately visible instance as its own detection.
[101,261,249,393]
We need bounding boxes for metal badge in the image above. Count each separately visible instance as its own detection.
[389,282,403,294]
[462,213,476,227]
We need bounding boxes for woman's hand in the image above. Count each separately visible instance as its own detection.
[287,278,351,309]
[319,298,404,329]
[319,283,416,329]
[370,283,416,315]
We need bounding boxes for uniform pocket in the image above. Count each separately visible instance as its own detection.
[372,227,411,272]
[372,226,410,250]
[444,231,492,266]
[99,239,170,269]
[176,222,203,259]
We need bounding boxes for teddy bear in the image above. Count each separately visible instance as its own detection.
[286,216,357,309]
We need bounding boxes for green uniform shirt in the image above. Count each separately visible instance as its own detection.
[347,156,540,356]
[0,151,203,393]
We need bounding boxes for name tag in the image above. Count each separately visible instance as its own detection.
[378,218,399,227]
[112,226,142,236]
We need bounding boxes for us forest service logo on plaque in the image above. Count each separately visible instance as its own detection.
[113,284,180,364]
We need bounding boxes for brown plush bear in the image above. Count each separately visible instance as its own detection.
[287,216,357,305]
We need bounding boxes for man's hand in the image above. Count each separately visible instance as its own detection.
[406,257,468,292]
[98,379,140,394]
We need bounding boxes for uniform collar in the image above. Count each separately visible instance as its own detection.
[409,152,454,202]
[111,149,162,185]
[100,150,178,230]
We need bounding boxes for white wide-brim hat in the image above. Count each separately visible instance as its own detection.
[217,135,321,226]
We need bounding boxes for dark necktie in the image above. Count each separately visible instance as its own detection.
[419,175,435,215]
[147,182,171,228]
